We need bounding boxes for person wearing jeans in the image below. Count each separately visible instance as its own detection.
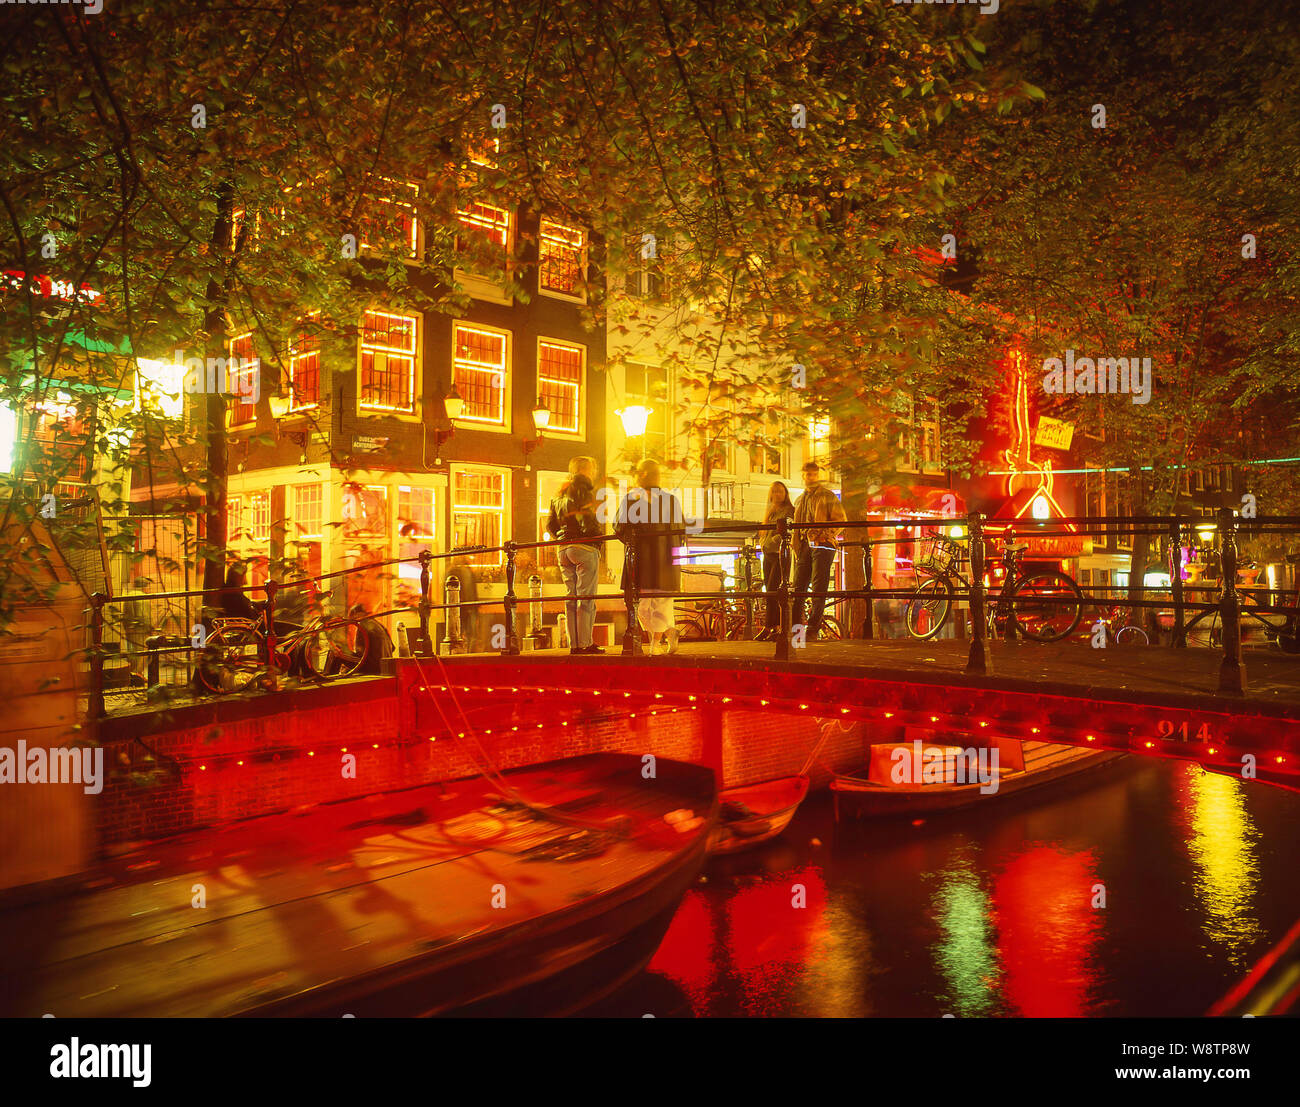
[547,456,605,654]
[757,481,794,641]
[791,460,847,640]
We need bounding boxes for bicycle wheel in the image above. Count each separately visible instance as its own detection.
[678,606,713,642]
[820,615,844,641]
[1010,571,1084,642]
[304,618,369,678]
[1114,624,1149,646]
[905,577,954,640]
[197,623,264,693]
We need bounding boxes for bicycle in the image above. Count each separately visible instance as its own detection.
[1199,556,1300,652]
[904,528,1084,643]
[1089,601,1151,646]
[676,567,844,641]
[196,604,371,694]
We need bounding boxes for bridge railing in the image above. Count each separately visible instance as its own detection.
[82,505,1300,714]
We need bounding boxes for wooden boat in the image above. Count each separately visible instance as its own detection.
[709,774,810,854]
[831,736,1125,821]
[0,753,717,1017]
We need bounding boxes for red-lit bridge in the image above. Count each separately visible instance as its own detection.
[401,639,1300,793]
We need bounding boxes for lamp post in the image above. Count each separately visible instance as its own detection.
[268,393,307,450]
[433,384,463,463]
[521,398,550,467]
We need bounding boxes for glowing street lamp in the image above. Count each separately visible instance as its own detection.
[617,404,652,438]
[522,398,550,465]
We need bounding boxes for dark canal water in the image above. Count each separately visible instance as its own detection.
[592,757,1300,1017]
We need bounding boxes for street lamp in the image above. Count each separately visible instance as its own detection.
[522,398,550,466]
[433,384,463,462]
[268,392,306,449]
[617,404,652,468]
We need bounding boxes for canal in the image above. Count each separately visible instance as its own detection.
[592,756,1300,1017]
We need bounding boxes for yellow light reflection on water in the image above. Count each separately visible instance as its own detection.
[1181,767,1263,964]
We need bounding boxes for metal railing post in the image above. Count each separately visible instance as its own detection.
[966,513,990,674]
[860,540,874,640]
[1217,507,1246,693]
[501,541,521,656]
[1169,519,1186,648]
[263,579,279,665]
[622,541,643,656]
[89,592,106,719]
[775,516,792,661]
[417,549,433,656]
[146,635,162,687]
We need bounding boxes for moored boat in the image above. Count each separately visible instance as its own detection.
[831,736,1124,821]
[710,774,810,855]
[1,753,717,1018]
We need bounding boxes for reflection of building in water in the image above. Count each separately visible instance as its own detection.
[1176,766,1263,965]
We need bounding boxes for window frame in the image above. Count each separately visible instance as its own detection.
[452,321,512,432]
[454,197,513,305]
[449,463,511,568]
[537,216,588,303]
[536,337,585,438]
[226,332,260,428]
[358,180,422,263]
[356,308,421,419]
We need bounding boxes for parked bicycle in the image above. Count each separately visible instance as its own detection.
[196,604,371,694]
[905,528,1084,642]
[677,566,844,641]
[1199,554,1300,652]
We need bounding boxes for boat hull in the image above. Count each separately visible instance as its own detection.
[831,746,1125,820]
[709,775,810,855]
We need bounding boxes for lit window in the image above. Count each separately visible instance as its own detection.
[227,495,244,544]
[359,311,417,413]
[359,182,420,260]
[452,467,507,567]
[539,218,586,297]
[228,333,260,425]
[288,319,321,410]
[538,341,583,434]
[748,412,784,475]
[455,201,510,278]
[134,359,186,419]
[453,324,508,425]
[624,363,669,460]
[808,415,830,465]
[292,483,323,540]
[398,485,435,538]
[248,493,271,543]
[397,485,436,603]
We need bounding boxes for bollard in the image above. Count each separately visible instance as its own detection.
[89,592,106,719]
[1169,520,1186,648]
[445,574,463,653]
[417,549,433,656]
[501,541,521,656]
[528,573,544,647]
[146,634,162,687]
[775,516,792,661]
[622,541,642,656]
[966,513,990,674]
[860,541,875,640]
[1217,507,1246,693]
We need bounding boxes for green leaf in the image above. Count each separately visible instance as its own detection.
[881,134,899,156]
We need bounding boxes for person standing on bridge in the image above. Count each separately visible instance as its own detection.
[546,455,605,655]
[792,460,847,641]
[615,458,686,656]
[756,481,795,642]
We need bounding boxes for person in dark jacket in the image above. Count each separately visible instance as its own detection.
[615,458,686,655]
[546,456,605,654]
[218,564,260,622]
[756,480,795,641]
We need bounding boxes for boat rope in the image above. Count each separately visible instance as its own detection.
[409,650,634,838]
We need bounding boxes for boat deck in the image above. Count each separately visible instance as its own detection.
[0,755,714,1017]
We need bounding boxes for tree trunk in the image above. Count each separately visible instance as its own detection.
[200,184,237,597]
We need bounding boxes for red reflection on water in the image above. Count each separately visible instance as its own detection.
[646,889,716,1005]
[991,846,1101,1017]
[648,867,829,1015]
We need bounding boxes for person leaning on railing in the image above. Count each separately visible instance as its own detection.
[791,459,847,641]
[546,455,605,655]
[756,481,795,642]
